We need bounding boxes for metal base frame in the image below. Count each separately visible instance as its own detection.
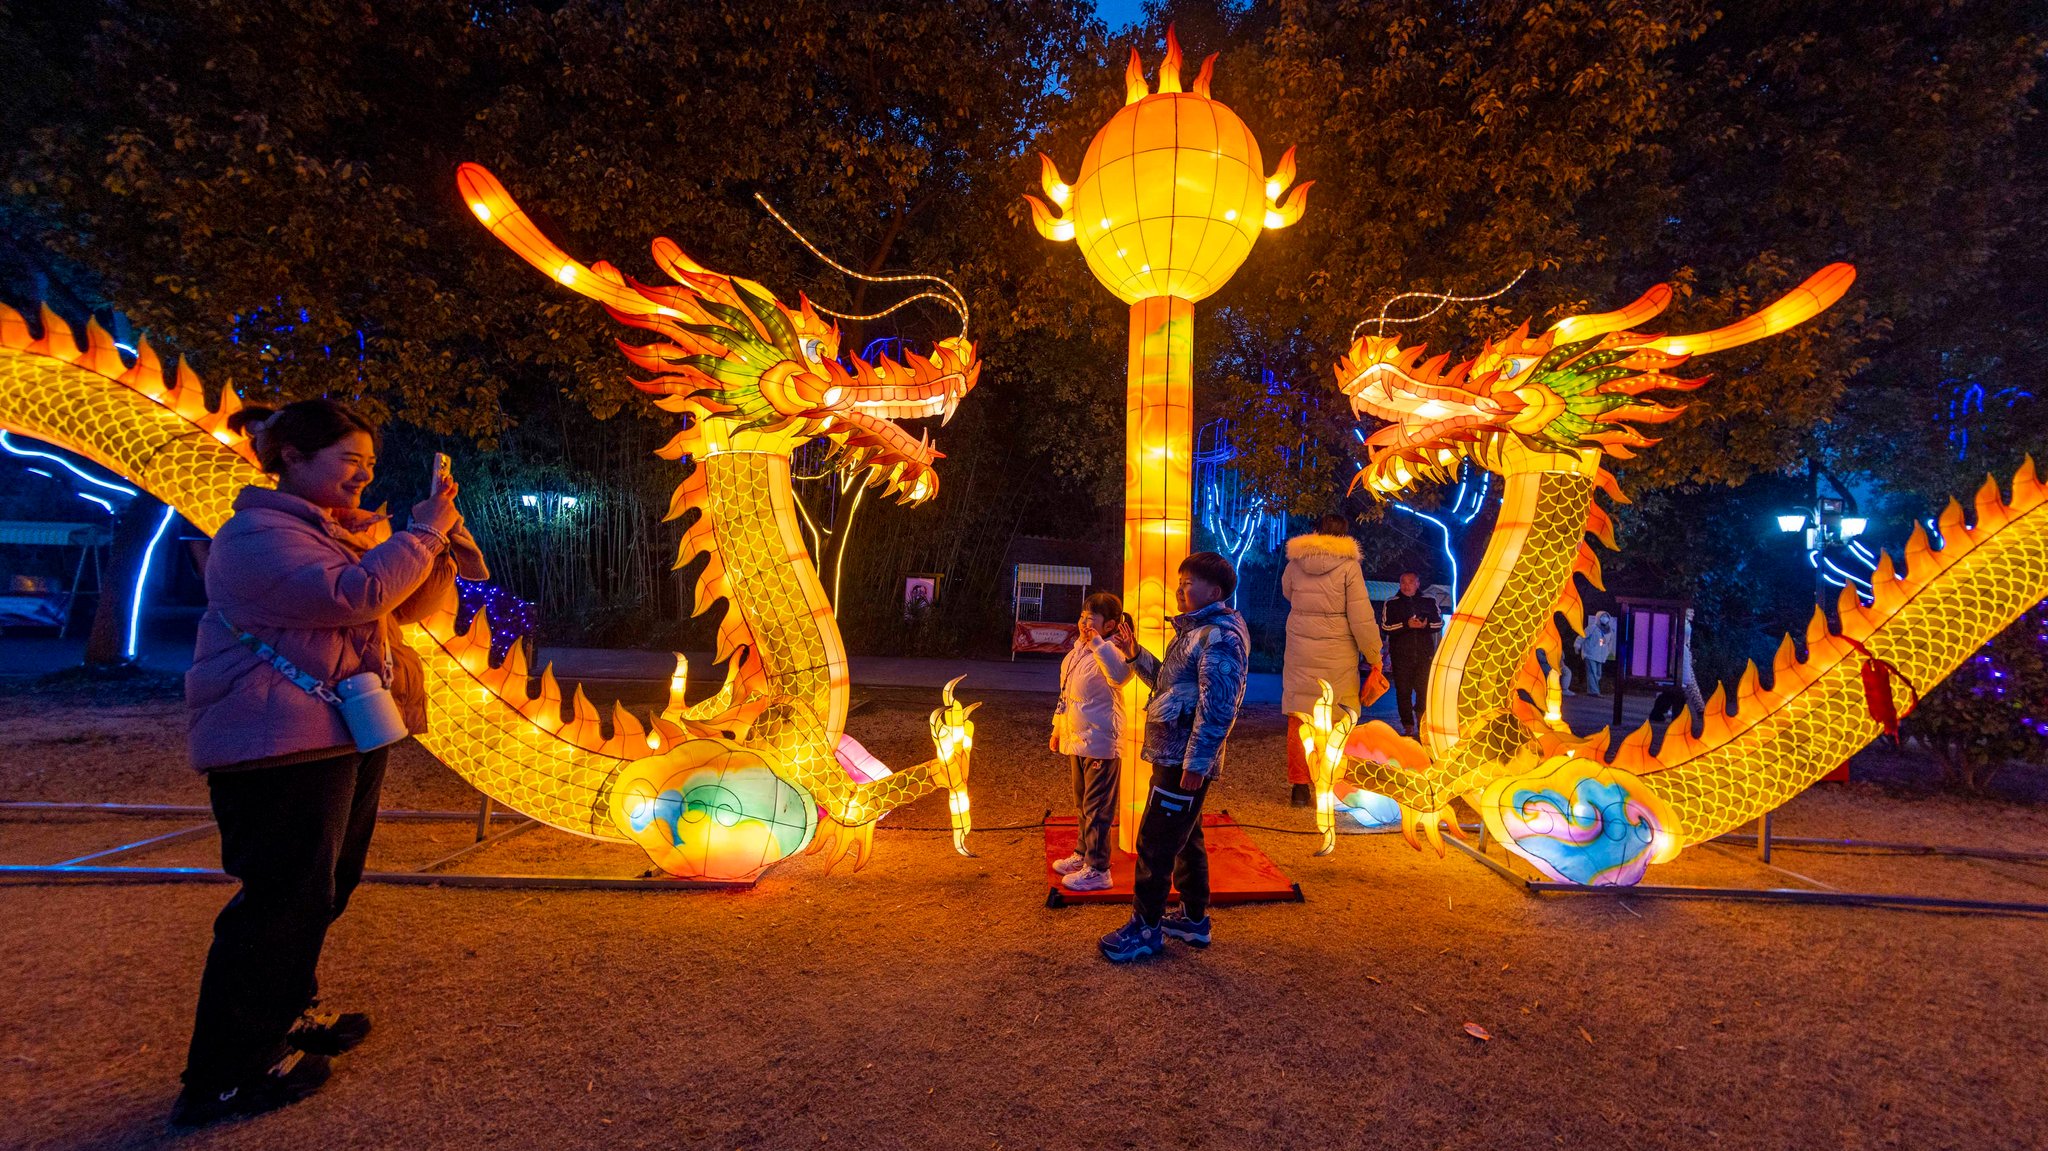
[1451,830,2048,916]
[0,800,754,892]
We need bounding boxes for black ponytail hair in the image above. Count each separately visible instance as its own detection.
[224,399,380,475]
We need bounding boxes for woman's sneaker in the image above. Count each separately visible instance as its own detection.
[286,1006,371,1056]
[1098,914,1165,963]
[1051,851,1089,875]
[1061,866,1112,892]
[1160,905,1212,948]
[169,1050,331,1128]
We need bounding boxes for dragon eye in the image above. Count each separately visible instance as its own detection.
[1502,357,1531,379]
[801,337,824,365]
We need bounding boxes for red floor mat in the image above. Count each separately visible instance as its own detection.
[1042,812,1302,907]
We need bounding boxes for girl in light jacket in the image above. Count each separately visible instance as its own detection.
[174,399,485,1127]
[1049,591,1133,892]
[1280,515,1387,806]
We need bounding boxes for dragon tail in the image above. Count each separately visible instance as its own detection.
[1602,460,2048,846]
[0,302,732,842]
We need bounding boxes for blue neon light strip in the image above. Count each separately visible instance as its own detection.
[127,505,178,660]
[76,492,116,515]
[1,432,138,495]
[1391,503,1457,607]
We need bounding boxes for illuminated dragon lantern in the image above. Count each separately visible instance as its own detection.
[0,166,984,881]
[1292,264,2048,885]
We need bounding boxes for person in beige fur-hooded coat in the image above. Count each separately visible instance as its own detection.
[1279,515,1386,800]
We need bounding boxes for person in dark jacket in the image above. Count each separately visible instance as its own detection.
[1380,571,1443,737]
[1098,552,1250,963]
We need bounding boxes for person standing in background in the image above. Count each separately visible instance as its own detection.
[1579,610,1617,696]
[1379,571,1443,738]
[1279,515,1386,806]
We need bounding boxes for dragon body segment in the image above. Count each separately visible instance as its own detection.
[0,165,985,879]
[1306,263,2048,884]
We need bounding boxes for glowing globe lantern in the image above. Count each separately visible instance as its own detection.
[1026,28,1308,848]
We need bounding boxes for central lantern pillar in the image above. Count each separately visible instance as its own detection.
[1119,295,1195,838]
[1024,26,1309,852]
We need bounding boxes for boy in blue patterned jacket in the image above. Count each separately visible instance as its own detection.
[1099,552,1251,963]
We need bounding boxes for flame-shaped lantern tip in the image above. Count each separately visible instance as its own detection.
[1037,152,1071,207]
[1158,25,1185,94]
[1022,194,1074,243]
[1124,47,1149,105]
[1261,146,1310,230]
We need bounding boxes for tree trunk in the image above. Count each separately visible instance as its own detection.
[83,493,167,668]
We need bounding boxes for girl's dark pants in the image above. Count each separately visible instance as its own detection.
[1069,755,1118,871]
[1131,775,1210,925]
[183,747,388,1088]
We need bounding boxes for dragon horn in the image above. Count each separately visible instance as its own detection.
[941,674,967,707]
[1549,282,1675,342]
[1643,263,1857,358]
[456,162,665,318]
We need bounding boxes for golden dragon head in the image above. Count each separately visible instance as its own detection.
[458,164,979,505]
[1338,263,1856,497]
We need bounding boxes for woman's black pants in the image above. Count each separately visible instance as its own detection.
[183,748,388,1088]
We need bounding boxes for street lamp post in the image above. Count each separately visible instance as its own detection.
[1777,457,1866,623]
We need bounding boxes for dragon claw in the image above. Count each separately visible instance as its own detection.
[806,818,876,874]
[1399,804,1465,857]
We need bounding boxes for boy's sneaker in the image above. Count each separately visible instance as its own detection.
[286,1006,371,1056]
[169,1050,331,1128]
[1061,866,1112,892]
[1051,851,1088,875]
[1098,914,1165,963]
[1160,905,1212,948]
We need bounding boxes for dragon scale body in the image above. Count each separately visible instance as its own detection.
[0,287,974,873]
[681,448,946,823]
[1639,471,2048,845]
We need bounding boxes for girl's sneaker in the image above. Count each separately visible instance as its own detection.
[1061,866,1112,891]
[1051,851,1088,875]
[1160,905,1211,948]
[1098,914,1165,963]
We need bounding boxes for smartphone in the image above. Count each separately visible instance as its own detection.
[430,452,453,494]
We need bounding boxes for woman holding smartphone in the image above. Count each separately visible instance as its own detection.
[174,399,485,1126]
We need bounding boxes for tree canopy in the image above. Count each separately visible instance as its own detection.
[2,0,2042,668]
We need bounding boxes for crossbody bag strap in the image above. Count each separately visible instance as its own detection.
[218,612,344,706]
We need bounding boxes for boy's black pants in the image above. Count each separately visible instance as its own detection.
[1131,773,1210,925]
[184,747,388,1089]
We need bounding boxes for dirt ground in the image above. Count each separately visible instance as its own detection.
[3,676,2047,1151]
